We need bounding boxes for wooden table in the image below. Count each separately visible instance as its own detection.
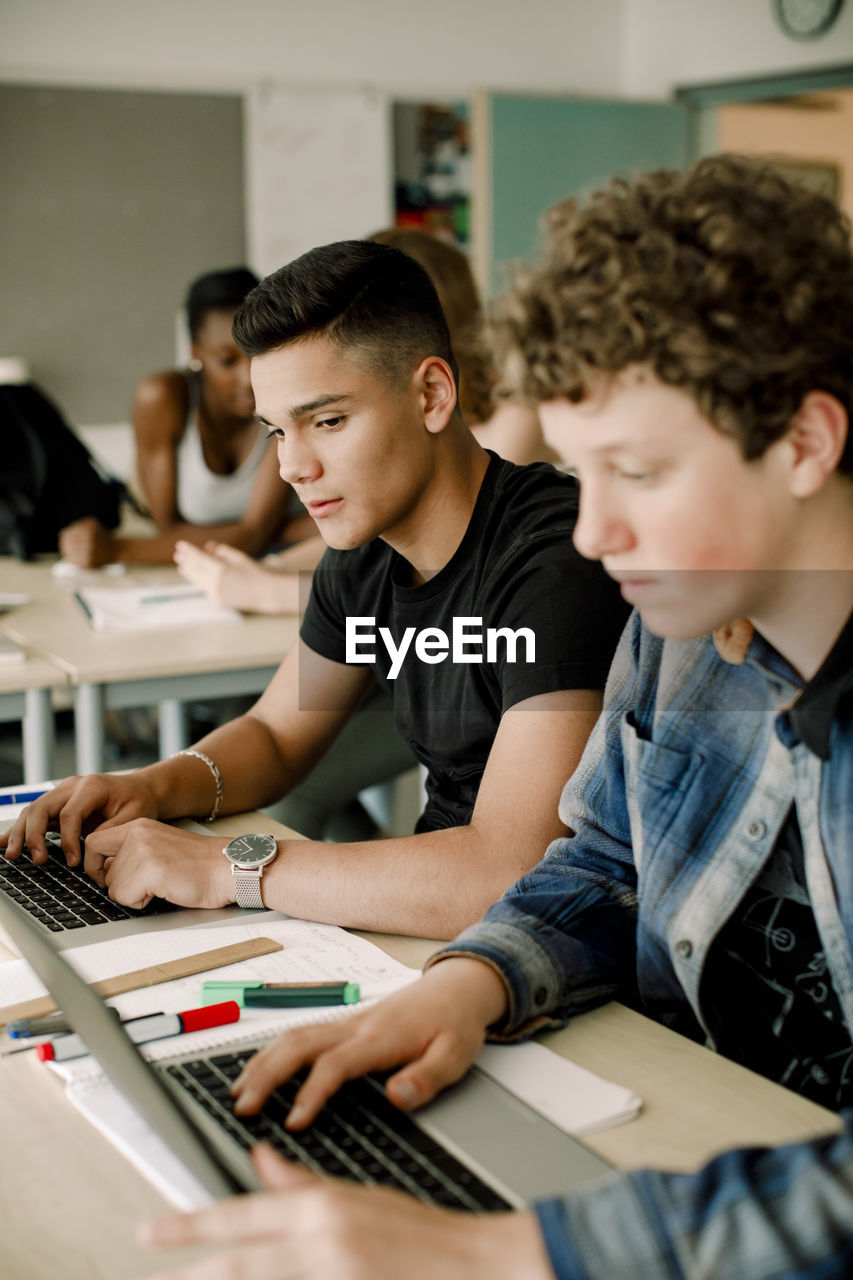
[0,558,298,773]
[0,815,841,1280]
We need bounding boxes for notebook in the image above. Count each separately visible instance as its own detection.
[73,582,240,632]
[0,896,618,1213]
[0,806,272,952]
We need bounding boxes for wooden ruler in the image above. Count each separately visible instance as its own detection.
[0,935,283,1027]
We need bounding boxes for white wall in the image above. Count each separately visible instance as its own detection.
[3,0,631,287]
[622,0,853,98]
[7,1,853,110]
[2,0,626,99]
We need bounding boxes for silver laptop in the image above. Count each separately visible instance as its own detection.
[0,888,612,1211]
[0,817,269,952]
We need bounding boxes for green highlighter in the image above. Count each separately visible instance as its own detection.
[200,979,361,1008]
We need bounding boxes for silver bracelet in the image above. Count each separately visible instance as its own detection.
[173,749,223,823]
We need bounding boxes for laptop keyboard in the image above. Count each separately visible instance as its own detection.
[163,1050,512,1212]
[0,832,179,931]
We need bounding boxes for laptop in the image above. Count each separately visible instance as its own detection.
[0,817,270,952]
[0,888,613,1212]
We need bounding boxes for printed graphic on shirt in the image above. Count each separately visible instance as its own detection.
[702,813,853,1111]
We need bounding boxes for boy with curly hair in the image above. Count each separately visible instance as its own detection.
[143,156,853,1279]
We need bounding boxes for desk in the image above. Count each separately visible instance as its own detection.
[0,558,298,774]
[0,646,67,783]
[0,816,841,1280]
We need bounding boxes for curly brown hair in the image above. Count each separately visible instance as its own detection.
[368,228,496,424]
[490,154,853,473]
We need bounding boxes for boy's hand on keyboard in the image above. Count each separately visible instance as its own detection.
[82,818,233,909]
[231,956,509,1126]
[0,774,160,867]
[141,1141,553,1280]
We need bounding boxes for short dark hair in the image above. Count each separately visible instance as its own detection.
[232,240,458,390]
[491,155,853,473]
[185,267,260,341]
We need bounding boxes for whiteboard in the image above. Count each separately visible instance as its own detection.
[246,84,393,276]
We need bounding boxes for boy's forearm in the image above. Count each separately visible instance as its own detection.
[257,822,538,939]
[138,713,296,822]
[134,751,237,822]
[422,954,512,1030]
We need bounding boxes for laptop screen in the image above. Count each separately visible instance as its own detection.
[0,890,259,1198]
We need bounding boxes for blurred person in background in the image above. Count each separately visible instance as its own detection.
[60,267,308,568]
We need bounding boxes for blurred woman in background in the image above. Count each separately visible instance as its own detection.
[370,227,558,467]
[59,266,306,567]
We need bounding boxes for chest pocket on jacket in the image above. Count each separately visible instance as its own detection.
[620,713,704,876]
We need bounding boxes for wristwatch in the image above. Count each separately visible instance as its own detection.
[223,832,279,909]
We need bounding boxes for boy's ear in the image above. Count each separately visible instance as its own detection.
[787,391,849,498]
[413,356,458,434]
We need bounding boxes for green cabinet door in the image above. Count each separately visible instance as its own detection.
[477,93,688,296]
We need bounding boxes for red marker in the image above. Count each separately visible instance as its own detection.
[35,1000,240,1063]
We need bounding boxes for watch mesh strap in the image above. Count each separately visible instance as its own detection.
[233,868,265,910]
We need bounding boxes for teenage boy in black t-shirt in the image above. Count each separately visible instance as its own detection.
[302,450,620,833]
[4,241,626,940]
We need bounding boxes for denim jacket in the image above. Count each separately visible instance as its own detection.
[437,608,853,1278]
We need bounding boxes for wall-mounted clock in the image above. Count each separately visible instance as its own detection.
[774,0,845,39]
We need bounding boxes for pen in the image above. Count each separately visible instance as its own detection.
[8,1007,122,1039]
[201,980,361,1008]
[73,590,95,623]
[10,1011,81,1038]
[34,999,240,1063]
[0,790,50,806]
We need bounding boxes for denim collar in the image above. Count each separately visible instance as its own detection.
[713,611,853,761]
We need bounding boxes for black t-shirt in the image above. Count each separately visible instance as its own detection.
[300,453,629,832]
[701,807,853,1111]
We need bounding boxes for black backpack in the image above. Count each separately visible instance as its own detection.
[0,382,126,558]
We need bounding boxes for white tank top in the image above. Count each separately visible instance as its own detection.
[175,375,267,525]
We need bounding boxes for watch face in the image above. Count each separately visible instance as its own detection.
[226,833,278,866]
[774,0,844,38]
